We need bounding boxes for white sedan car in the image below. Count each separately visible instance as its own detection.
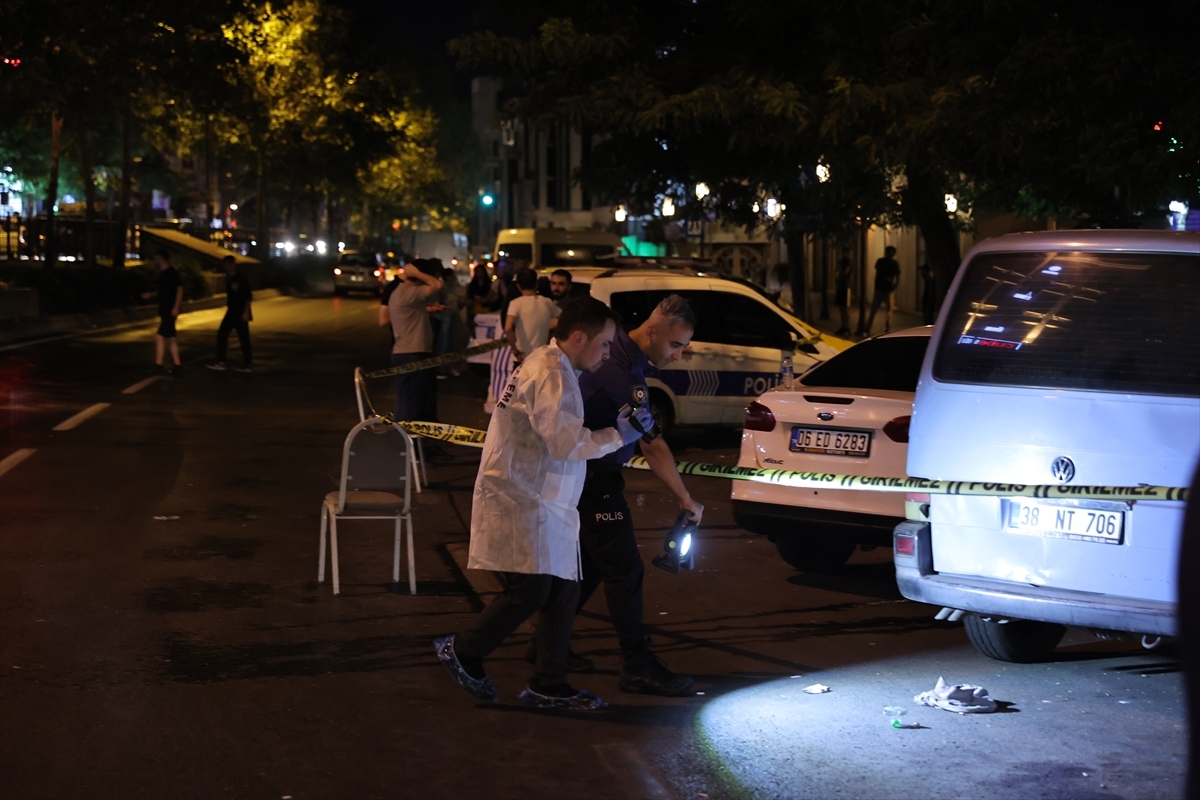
[731,327,932,571]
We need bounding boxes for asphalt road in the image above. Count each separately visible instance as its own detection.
[0,294,1187,799]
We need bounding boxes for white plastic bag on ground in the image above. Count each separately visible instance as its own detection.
[913,676,998,713]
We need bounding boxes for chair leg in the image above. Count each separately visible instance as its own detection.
[392,515,402,585]
[330,512,341,595]
[405,513,416,595]
[318,503,329,582]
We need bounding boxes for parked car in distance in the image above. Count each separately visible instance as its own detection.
[732,327,932,571]
[895,229,1200,663]
[333,251,383,295]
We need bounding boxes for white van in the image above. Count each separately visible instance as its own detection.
[494,228,625,271]
[894,230,1199,662]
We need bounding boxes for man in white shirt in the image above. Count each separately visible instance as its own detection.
[434,298,653,711]
[504,268,560,362]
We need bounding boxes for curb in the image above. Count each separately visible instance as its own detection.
[0,288,284,348]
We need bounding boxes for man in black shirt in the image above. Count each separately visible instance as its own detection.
[207,255,253,372]
[141,249,183,375]
[865,245,900,335]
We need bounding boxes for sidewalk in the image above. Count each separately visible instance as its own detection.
[0,288,283,348]
[800,291,928,340]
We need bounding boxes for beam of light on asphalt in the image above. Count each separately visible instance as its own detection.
[0,448,36,477]
[122,376,164,395]
[52,402,111,431]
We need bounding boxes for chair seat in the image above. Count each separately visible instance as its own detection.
[325,490,407,512]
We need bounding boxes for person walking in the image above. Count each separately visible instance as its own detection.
[531,295,702,696]
[505,268,561,363]
[834,248,853,337]
[434,298,652,710]
[140,249,183,375]
[207,255,253,372]
[865,245,901,335]
[379,259,443,422]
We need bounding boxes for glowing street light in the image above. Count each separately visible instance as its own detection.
[816,163,831,183]
[945,194,959,213]
[695,183,710,200]
[765,198,780,218]
[661,197,676,217]
[481,194,494,206]
[614,205,628,222]
[229,203,238,211]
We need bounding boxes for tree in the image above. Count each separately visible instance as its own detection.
[452,0,1200,307]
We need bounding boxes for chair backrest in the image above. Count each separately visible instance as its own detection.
[334,417,413,511]
[354,367,368,421]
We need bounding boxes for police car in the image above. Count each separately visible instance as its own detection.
[551,266,849,428]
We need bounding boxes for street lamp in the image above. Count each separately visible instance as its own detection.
[661,197,676,217]
[614,205,628,223]
[945,194,959,213]
[481,194,494,206]
[695,183,710,200]
[229,203,238,211]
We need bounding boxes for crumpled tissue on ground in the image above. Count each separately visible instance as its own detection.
[913,676,998,713]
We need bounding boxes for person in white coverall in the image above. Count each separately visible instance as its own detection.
[435,298,653,710]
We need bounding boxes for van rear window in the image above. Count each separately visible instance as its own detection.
[933,251,1199,396]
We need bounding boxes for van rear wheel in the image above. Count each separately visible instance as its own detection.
[963,614,1066,663]
[773,536,856,573]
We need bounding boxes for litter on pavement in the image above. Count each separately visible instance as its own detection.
[803,683,831,694]
[914,676,998,713]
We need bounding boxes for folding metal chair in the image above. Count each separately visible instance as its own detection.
[318,416,417,595]
[354,366,427,490]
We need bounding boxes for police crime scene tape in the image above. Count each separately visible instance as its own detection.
[362,339,508,379]
[388,420,1190,502]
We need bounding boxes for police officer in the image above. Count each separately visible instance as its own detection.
[573,294,702,696]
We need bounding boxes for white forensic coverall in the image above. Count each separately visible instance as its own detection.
[468,340,625,580]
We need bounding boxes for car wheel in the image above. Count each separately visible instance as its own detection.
[963,614,1066,663]
[773,536,856,573]
[649,389,675,435]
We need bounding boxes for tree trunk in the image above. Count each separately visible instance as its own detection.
[905,167,961,315]
[114,108,131,269]
[205,116,218,227]
[255,144,268,260]
[856,225,868,335]
[784,226,809,321]
[79,123,96,268]
[44,108,64,266]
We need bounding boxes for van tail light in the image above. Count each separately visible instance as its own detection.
[743,401,776,432]
[883,415,911,443]
[894,531,916,556]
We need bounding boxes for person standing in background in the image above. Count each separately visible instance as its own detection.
[485,259,519,414]
[207,255,253,373]
[549,269,573,310]
[505,268,561,363]
[141,249,183,376]
[379,259,443,422]
[864,245,900,335]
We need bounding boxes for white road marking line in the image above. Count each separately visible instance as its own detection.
[52,403,112,431]
[122,376,163,394]
[0,449,37,477]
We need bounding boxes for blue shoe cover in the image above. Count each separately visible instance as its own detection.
[518,685,608,711]
[434,635,497,702]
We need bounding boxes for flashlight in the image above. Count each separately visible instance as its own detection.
[630,384,660,443]
[652,511,697,574]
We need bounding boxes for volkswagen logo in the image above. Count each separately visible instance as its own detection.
[1050,456,1076,483]
[817,411,835,421]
